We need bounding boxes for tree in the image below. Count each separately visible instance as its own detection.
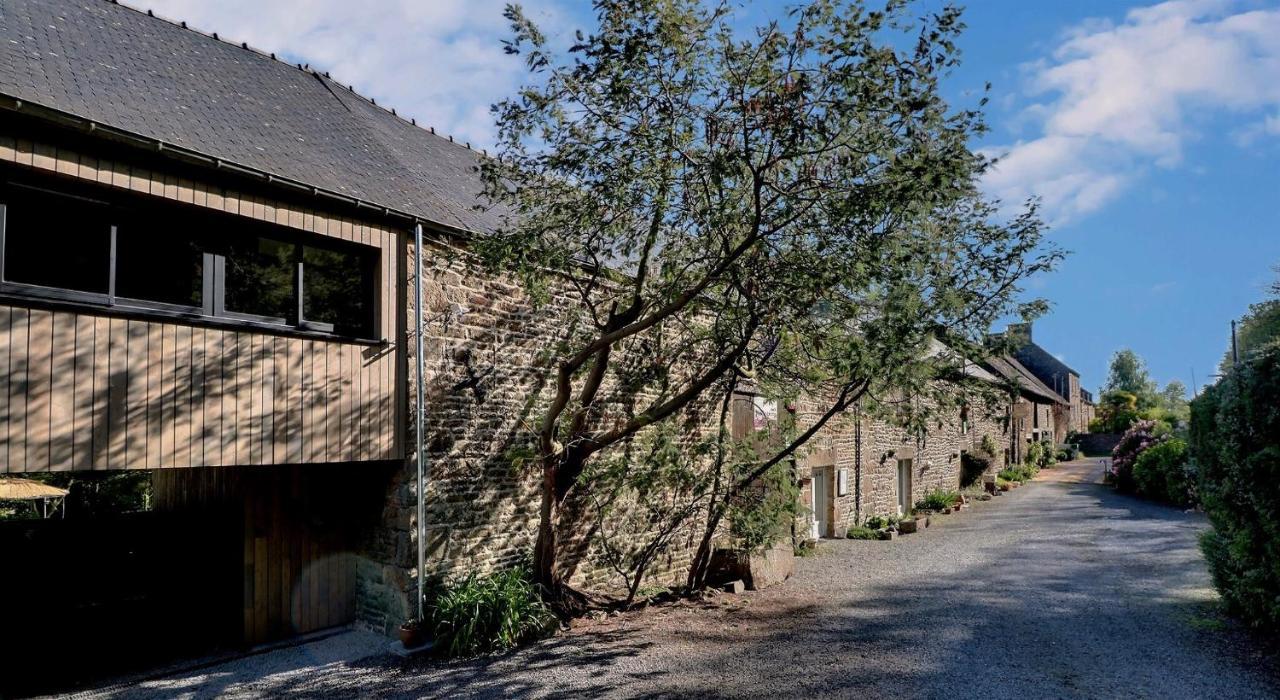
[1156,379,1189,425]
[1103,349,1157,406]
[479,0,1060,598]
[1218,263,1280,373]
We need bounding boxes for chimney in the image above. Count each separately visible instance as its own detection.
[1007,322,1032,346]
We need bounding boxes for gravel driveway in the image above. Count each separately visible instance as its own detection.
[71,461,1279,699]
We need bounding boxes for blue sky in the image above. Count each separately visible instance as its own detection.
[145,0,1280,395]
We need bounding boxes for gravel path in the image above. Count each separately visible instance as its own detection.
[74,461,1279,699]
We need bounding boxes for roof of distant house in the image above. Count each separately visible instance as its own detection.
[1012,341,1079,395]
[981,355,1068,405]
[0,0,505,234]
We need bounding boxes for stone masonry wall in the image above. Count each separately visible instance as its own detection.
[358,238,719,634]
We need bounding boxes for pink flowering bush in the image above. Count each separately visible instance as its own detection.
[1111,419,1168,493]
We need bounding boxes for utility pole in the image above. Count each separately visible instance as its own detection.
[1232,319,1239,366]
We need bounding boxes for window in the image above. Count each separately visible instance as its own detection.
[302,243,375,337]
[224,234,296,323]
[3,185,112,295]
[0,175,379,340]
[115,215,205,308]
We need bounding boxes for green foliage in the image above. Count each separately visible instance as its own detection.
[980,434,999,457]
[917,488,959,511]
[863,514,899,530]
[1130,438,1192,507]
[1110,419,1168,493]
[1095,390,1141,433]
[846,525,880,540]
[998,463,1038,482]
[727,461,800,554]
[429,568,556,657]
[1219,297,1280,374]
[1038,440,1057,468]
[0,471,152,520]
[1025,441,1046,469]
[1191,345,1280,627]
[484,0,1060,589]
[1055,445,1081,462]
[1104,349,1158,408]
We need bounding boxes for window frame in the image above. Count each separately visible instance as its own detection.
[0,175,382,344]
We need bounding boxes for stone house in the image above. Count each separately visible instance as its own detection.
[981,355,1068,464]
[790,343,1012,536]
[1005,322,1093,434]
[0,0,1042,673]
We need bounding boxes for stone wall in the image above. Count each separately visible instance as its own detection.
[359,238,719,634]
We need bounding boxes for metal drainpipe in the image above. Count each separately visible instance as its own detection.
[413,222,427,623]
[854,397,862,524]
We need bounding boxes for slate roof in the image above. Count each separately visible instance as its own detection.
[0,0,505,234]
[981,355,1067,405]
[1012,341,1078,398]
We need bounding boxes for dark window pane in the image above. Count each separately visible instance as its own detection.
[302,244,374,336]
[4,188,111,293]
[225,236,295,322]
[115,217,204,307]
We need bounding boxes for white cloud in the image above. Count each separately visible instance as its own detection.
[142,0,572,148]
[984,0,1280,223]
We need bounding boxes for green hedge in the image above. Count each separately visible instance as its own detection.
[1130,438,1192,507]
[1190,346,1280,627]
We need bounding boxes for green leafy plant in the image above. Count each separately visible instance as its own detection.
[1025,441,1045,469]
[1038,440,1057,468]
[918,488,960,511]
[863,515,891,530]
[1192,343,1280,627]
[727,461,801,554]
[980,434,999,457]
[1131,438,1192,506]
[429,568,556,657]
[846,526,879,540]
[998,463,1038,483]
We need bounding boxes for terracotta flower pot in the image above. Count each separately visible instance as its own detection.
[400,621,425,648]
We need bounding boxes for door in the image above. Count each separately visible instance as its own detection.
[812,467,830,538]
[897,459,913,515]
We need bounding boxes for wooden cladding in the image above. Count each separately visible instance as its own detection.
[0,307,397,470]
[0,134,404,471]
[152,466,374,646]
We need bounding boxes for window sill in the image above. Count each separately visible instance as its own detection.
[0,289,386,346]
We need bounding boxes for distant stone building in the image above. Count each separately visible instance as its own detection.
[1004,323,1093,434]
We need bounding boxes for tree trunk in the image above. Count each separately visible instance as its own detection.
[685,506,726,592]
[533,463,559,591]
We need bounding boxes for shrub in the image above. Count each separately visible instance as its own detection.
[1025,441,1045,469]
[863,514,899,530]
[998,463,1038,483]
[1038,440,1057,468]
[429,568,556,657]
[1111,419,1168,492]
[1191,346,1280,627]
[1130,438,1192,506]
[1056,445,1081,462]
[917,488,959,511]
[846,526,879,540]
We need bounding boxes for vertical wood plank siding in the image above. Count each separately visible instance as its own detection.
[0,137,403,471]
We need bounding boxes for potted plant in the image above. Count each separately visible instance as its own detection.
[400,617,427,648]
